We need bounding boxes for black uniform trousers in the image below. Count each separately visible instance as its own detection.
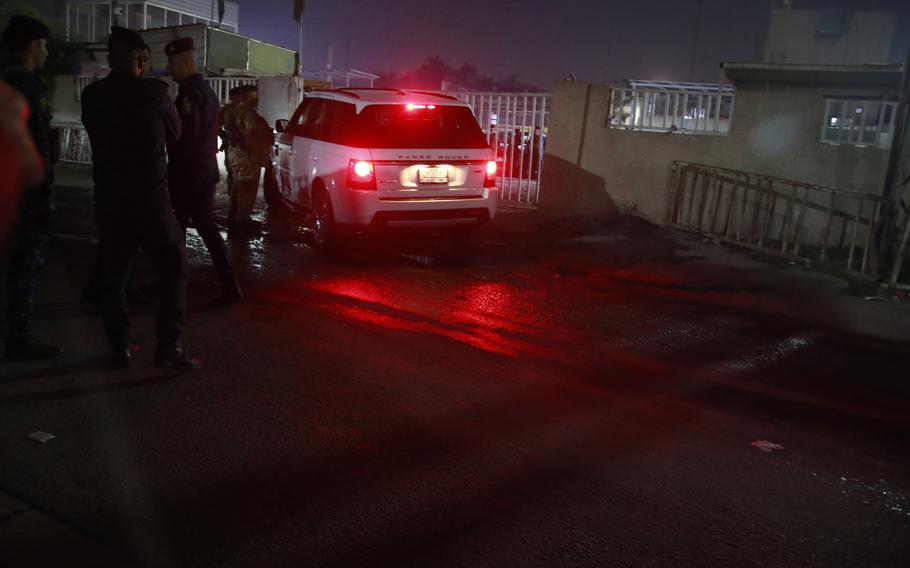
[97,204,186,350]
[0,184,54,339]
[169,181,236,288]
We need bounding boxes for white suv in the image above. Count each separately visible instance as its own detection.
[270,88,498,248]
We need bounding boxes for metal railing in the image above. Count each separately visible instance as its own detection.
[666,161,889,278]
[75,75,258,105]
[609,84,734,135]
[206,77,259,104]
[55,123,92,164]
[449,92,551,206]
[819,98,897,149]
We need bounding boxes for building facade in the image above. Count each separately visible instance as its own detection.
[65,0,239,42]
[763,0,910,66]
[540,64,902,224]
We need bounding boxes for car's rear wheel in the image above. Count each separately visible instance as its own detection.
[311,185,335,251]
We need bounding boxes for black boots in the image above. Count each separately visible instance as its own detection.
[154,343,201,370]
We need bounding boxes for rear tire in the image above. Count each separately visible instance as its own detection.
[311,185,336,252]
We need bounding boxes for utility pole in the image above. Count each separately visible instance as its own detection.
[688,0,704,83]
[294,0,305,76]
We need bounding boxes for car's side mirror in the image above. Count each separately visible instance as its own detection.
[275,119,289,133]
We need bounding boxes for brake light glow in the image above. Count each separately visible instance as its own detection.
[348,159,377,190]
[484,160,497,187]
[406,104,436,111]
[353,160,372,178]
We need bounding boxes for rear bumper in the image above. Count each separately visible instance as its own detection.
[370,208,491,228]
[332,187,499,228]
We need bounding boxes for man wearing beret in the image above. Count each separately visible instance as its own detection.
[165,37,243,305]
[0,14,62,360]
[81,26,199,369]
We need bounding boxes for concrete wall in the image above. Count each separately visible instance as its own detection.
[50,75,84,125]
[257,76,303,128]
[539,81,891,225]
[764,9,897,65]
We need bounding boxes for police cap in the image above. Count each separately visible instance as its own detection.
[3,15,50,51]
[165,37,194,58]
[108,26,145,51]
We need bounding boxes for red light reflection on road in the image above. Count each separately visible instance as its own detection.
[307,277,560,359]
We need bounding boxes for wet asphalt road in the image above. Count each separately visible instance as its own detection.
[1,178,909,567]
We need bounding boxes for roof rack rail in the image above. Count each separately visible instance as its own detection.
[408,91,460,101]
[336,87,406,96]
[318,89,361,99]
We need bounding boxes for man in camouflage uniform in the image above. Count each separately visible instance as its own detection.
[224,84,273,235]
[219,86,242,222]
[165,37,242,304]
[0,15,62,360]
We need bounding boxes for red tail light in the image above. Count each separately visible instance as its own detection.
[483,160,497,187]
[348,159,376,190]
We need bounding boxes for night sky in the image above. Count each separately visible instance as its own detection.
[237,0,773,89]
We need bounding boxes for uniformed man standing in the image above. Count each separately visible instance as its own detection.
[0,15,62,360]
[224,84,273,235]
[219,86,241,223]
[83,38,154,310]
[0,79,44,245]
[81,27,199,369]
[165,37,242,304]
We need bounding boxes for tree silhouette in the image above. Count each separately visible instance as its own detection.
[374,55,540,92]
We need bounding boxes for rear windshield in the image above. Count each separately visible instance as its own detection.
[349,104,489,149]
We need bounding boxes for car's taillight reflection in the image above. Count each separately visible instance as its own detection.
[300,277,555,359]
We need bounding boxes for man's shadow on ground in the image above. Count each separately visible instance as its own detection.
[0,355,180,404]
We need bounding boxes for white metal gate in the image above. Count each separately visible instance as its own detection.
[449,92,550,206]
[75,75,258,105]
[64,77,262,161]
[55,123,92,164]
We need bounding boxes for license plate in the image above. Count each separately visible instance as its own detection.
[419,166,448,184]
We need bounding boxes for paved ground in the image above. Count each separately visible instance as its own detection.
[1,165,909,567]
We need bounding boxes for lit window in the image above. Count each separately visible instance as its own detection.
[821,98,896,148]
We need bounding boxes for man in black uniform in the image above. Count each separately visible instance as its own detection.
[165,37,242,305]
[0,15,62,360]
[83,38,155,310]
[81,27,199,369]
